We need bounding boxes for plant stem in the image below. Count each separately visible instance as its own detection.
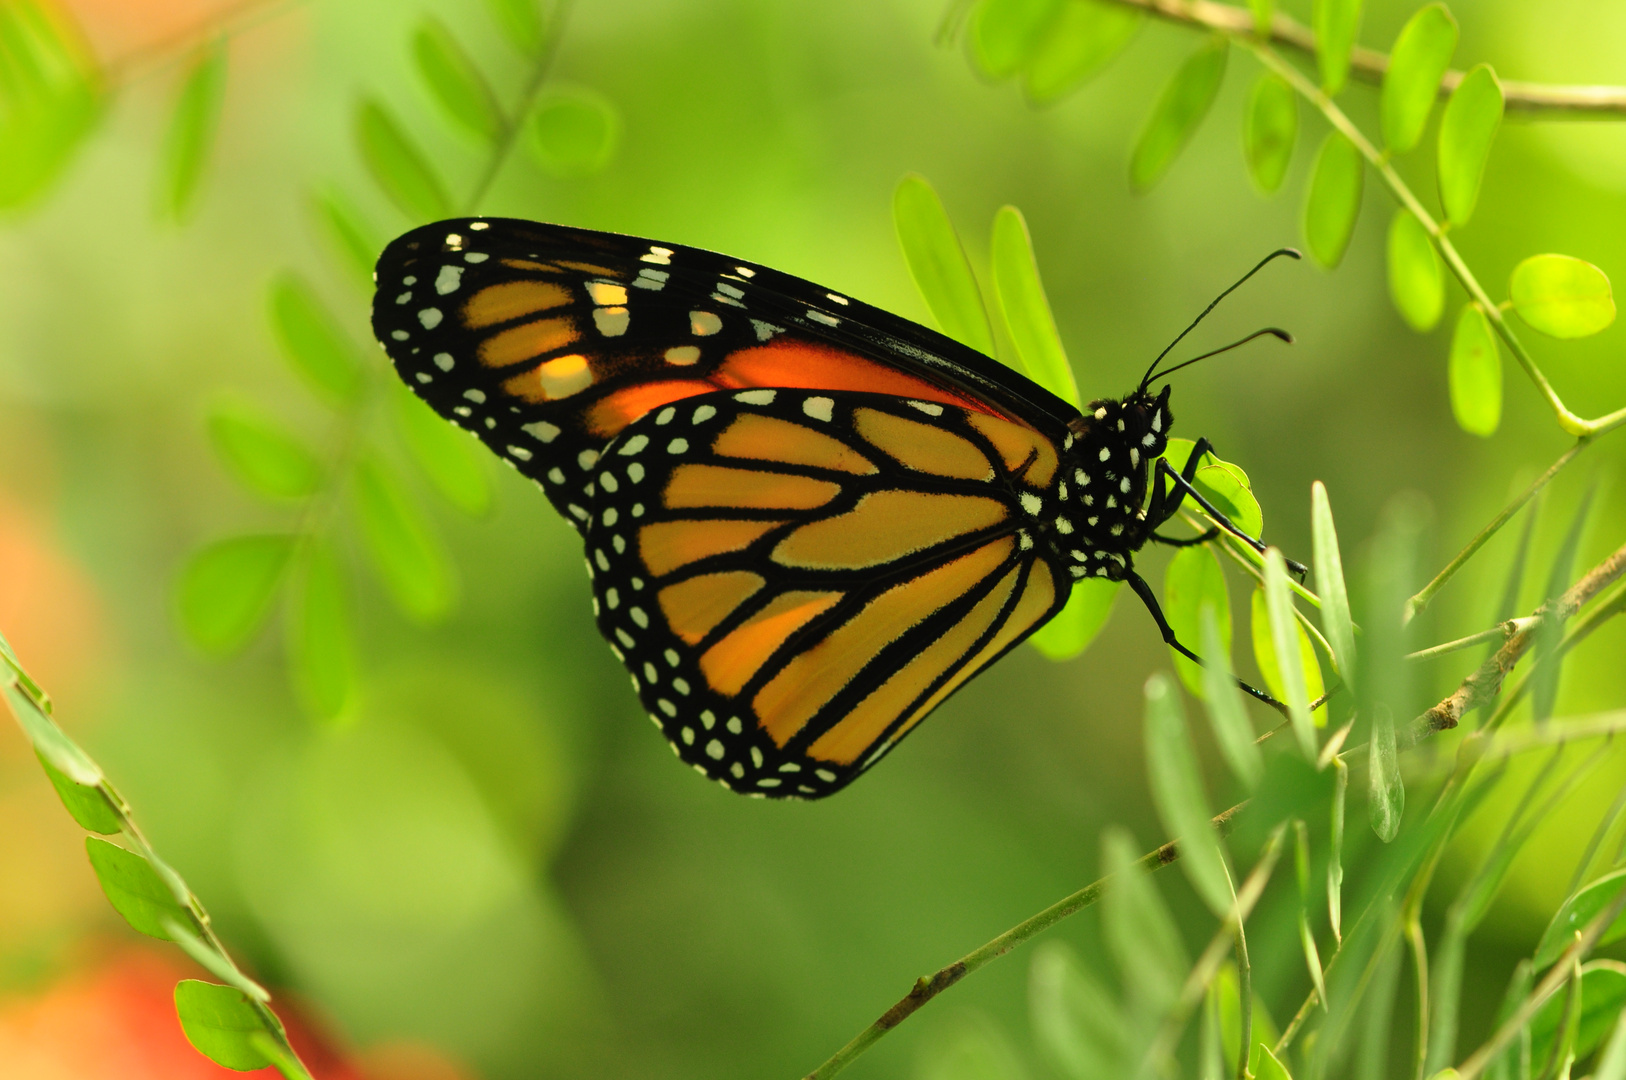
[461,0,573,214]
[1405,621,1529,662]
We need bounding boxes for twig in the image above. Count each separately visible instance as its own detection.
[1406,620,1530,662]
[461,0,573,213]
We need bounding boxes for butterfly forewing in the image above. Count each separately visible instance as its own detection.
[583,388,1069,796]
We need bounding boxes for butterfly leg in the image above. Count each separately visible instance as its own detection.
[1125,570,1289,714]
[1151,526,1221,547]
[1153,441,1309,579]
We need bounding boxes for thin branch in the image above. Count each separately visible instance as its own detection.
[1406,620,1529,663]
[461,0,573,214]
[1105,0,1626,116]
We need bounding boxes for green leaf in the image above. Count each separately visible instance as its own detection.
[266,272,364,403]
[355,97,452,221]
[2,669,100,785]
[351,455,456,622]
[990,205,1080,407]
[413,19,503,144]
[175,535,295,655]
[156,39,227,221]
[1294,821,1328,1007]
[484,0,546,55]
[1386,208,1444,332]
[1029,579,1120,660]
[1437,64,1502,226]
[1129,35,1228,192]
[1200,605,1262,791]
[1163,544,1230,697]
[309,189,381,289]
[1021,0,1141,104]
[968,0,1065,80]
[206,402,322,500]
[1214,961,1281,1073]
[1447,302,1501,437]
[85,836,190,939]
[1488,961,1533,1080]
[1368,703,1403,841]
[530,87,619,178]
[37,751,121,833]
[1101,825,1188,1016]
[1509,254,1616,339]
[1309,481,1356,683]
[1534,870,1626,970]
[1248,0,1273,37]
[1256,1044,1295,1080]
[1595,1009,1626,1080]
[1531,962,1626,1068]
[1243,72,1297,194]
[1030,941,1126,1078]
[1145,672,1233,916]
[892,174,995,356]
[393,383,492,516]
[174,980,272,1071]
[1380,4,1457,154]
[1160,438,1264,540]
[1303,131,1364,268]
[0,0,103,211]
[286,540,352,722]
[1256,552,1320,757]
[1312,0,1361,95]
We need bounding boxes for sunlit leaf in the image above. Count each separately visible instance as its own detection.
[1380,3,1457,154]
[990,205,1079,406]
[85,836,189,939]
[309,189,381,289]
[174,980,271,1071]
[392,382,492,515]
[1530,962,1626,1068]
[1312,0,1361,95]
[157,39,227,221]
[1509,254,1616,339]
[1160,438,1264,540]
[1535,870,1626,970]
[1437,64,1502,226]
[1448,302,1501,437]
[1214,962,1282,1074]
[968,0,1065,80]
[1145,672,1233,916]
[1021,0,1141,104]
[351,455,456,622]
[1595,1009,1626,1080]
[1101,825,1188,1016]
[175,535,295,654]
[1309,481,1356,683]
[355,97,453,221]
[1163,544,1229,697]
[1129,35,1228,192]
[1256,1044,1295,1080]
[1368,703,1403,841]
[286,540,352,722]
[1256,553,1321,756]
[892,173,995,356]
[530,87,619,177]
[35,751,119,832]
[1387,208,1444,332]
[1243,72,1297,194]
[0,0,103,210]
[1303,131,1363,268]
[1200,605,1262,791]
[2,670,99,786]
[1029,580,1120,660]
[1030,942,1126,1079]
[484,0,546,56]
[267,272,364,403]
[207,402,323,500]
[413,18,503,143]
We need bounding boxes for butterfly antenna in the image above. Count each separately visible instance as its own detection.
[1139,248,1301,390]
[1145,327,1294,385]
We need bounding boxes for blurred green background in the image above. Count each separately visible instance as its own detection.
[2,0,1625,1077]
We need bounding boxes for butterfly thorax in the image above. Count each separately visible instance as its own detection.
[1034,384,1173,584]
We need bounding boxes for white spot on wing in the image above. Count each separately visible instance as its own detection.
[418,308,443,328]
[735,389,775,405]
[523,420,560,443]
[802,396,834,421]
[433,352,454,371]
[806,309,839,327]
[435,266,463,294]
[593,307,630,336]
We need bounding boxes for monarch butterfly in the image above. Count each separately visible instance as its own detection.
[371,218,1295,799]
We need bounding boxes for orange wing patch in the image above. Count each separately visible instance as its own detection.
[463,281,570,328]
[967,412,1058,486]
[482,318,580,370]
[658,571,766,645]
[712,413,877,475]
[715,340,996,416]
[771,490,1007,570]
[639,519,785,577]
[701,590,842,697]
[853,407,994,481]
[664,464,840,511]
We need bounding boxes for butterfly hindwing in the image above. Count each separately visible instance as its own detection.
[583,387,1071,798]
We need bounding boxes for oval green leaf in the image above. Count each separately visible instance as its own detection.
[1022,0,1142,104]
[1437,63,1502,226]
[309,189,381,289]
[413,19,503,144]
[484,0,546,56]
[1030,579,1119,659]
[968,0,1065,80]
[1448,302,1501,437]
[1256,1044,1295,1080]
[530,87,619,177]
[1163,544,1230,697]
[1387,208,1444,332]
[1303,130,1364,268]
[355,97,452,222]
[1534,870,1626,970]
[1312,0,1362,96]
[267,272,364,403]
[990,205,1080,406]
[85,836,190,939]
[1531,962,1626,1068]
[1309,481,1356,683]
[207,402,323,500]
[286,540,352,723]
[1243,72,1297,194]
[157,39,227,222]
[351,455,456,622]
[175,534,294,654]
[1510,253,1616,339]
[393,383,492,515]
[892,174,995,356]
[1129,35,1228,192]
[1380,3,1457,154]
[174,980,272,1071]
[1030,942,1126,1077]
[1145,672,1233,916]
[1200,605,1262,791]
[1161,438,1264,540]
[37,751,121,833]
